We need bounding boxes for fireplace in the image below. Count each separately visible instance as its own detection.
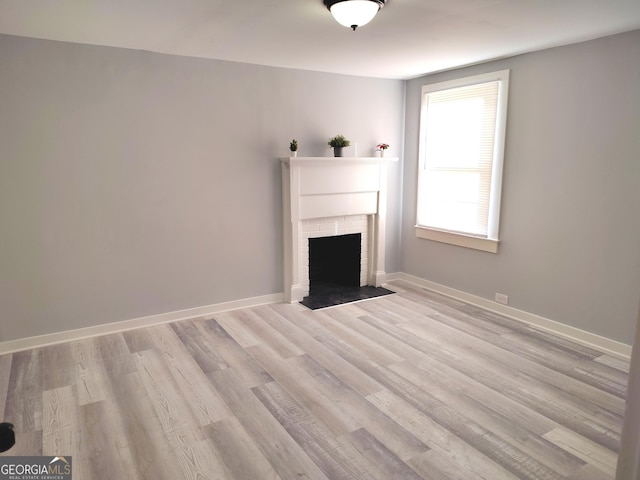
[281,156,397,304]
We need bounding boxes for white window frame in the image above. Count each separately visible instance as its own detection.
[415,69,509,254]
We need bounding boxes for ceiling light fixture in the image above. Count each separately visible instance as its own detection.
[323,0,386,31]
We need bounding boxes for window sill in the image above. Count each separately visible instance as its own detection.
[414,226,499,253]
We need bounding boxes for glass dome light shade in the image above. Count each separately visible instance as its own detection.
[329,1,381,29]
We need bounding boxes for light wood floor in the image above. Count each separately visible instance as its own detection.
[0,280,629,479]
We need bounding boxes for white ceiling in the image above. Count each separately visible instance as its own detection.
[1,0,639,79]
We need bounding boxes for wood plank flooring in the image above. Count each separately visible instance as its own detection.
[0,280,629,479]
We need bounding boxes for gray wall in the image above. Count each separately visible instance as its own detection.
[0,34,405,342]
[3,30,639,346]
[402,30,640,344]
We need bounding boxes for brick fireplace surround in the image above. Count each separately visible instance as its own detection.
[281,156,397,303]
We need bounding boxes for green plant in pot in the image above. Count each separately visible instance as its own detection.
[328,135,350,157]
[289,139,298,157]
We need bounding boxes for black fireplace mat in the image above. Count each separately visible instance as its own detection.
[300,284,395,310]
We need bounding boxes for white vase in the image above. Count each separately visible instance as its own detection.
[291,151,297,157]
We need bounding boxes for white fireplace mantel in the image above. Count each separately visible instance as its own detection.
[281,156,398,303]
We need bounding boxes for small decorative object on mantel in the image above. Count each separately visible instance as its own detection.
[376,143,389,157]
[289,139,298,157]
[328,134,350,157]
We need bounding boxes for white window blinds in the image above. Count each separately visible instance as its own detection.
[417,71,508,241]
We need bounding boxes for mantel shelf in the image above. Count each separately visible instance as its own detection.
[281,156,399,164]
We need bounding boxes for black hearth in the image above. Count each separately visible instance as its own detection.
[301,233,393,310]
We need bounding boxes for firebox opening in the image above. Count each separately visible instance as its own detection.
[308,233,361,294]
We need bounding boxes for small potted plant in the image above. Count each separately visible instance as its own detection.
[328,135,350,157]
[376,143,389,157]
[289,139,298,157]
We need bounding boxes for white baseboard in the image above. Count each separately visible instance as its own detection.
[1,274,632,359]
[0,293,283,355]
[386,272,632,359]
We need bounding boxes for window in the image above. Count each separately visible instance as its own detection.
[416,70,509,253]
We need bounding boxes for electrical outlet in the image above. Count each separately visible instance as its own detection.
[495,293,509,305]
